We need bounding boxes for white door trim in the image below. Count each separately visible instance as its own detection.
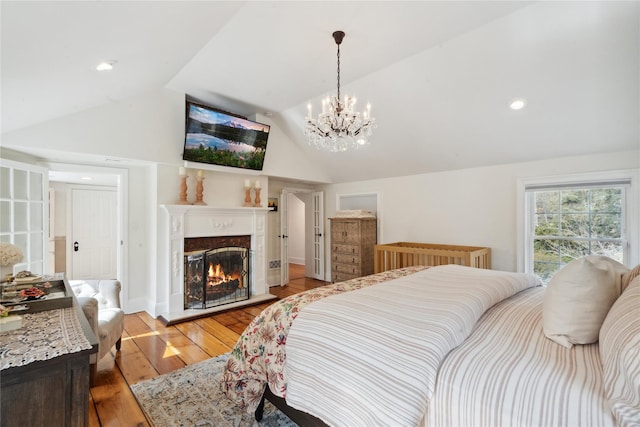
[279,190,289,286]
[280,187,326,283]
[47,162,128,310]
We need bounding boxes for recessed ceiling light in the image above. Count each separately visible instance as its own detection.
[81,176,93,181]
[509,98,526,110]
[96,61,116,71]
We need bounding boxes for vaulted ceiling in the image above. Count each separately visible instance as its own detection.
[2,1,638,183]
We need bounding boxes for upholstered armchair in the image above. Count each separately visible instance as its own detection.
[70,279,125,383]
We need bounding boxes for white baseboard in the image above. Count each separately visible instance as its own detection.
[122,298,151,314]
[123,297,164,317]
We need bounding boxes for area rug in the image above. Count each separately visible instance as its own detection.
[130,353,298,427]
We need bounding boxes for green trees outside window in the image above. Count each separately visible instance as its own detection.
[532,187,624,282]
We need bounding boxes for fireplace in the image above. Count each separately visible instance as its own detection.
[160,205,276,324]
[184,237,250,309]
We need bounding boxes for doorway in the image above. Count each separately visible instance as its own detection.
[47,164,128,308]
[287,193,306,280]
[277,189,325,286]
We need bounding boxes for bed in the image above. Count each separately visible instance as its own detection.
[221,260,640,427]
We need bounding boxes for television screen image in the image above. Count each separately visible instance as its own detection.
[183,102,270,171]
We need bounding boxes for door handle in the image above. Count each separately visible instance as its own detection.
[315,233,323,237]
[73,241,79,252]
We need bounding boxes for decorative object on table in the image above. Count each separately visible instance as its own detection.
[0,316,22,333]
[243,179,253,207]
[194,169,206,205]
[0,277,73,314]
[176,167,190,205]
[130,352,295,427]
[0,243,23,281]
[268,197,278,212]
[0,303,22,332]
[253,179,262,207]
[305,30,376,152]
[13,270,42,283]
[18,287,45,300]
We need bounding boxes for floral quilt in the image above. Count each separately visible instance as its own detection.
[220,266,427,413]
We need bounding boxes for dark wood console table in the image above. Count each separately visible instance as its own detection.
[0,278,98,427]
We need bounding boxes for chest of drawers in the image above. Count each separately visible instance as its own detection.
[330,217,377,282]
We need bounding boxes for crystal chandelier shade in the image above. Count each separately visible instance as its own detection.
[304,31,376,152]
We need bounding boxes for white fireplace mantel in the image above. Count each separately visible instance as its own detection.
[159,205,276,324]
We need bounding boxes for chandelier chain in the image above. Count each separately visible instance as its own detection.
[336,43,341,103]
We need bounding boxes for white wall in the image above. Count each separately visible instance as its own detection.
[50,182,67,237]
[49,182,67,272]
[256,114,331,184]
[322,150,640,274]
[128,164,155,313]
[2,89,185,164]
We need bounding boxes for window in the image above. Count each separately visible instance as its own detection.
[0,159,48,275]
[520,171,638,284]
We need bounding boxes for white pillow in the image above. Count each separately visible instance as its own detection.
[543,255,629,348]
[599,275,640,427]
[621,263,640,292]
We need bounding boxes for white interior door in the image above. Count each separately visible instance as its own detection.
[69,186,117,280]
[311,191,325,280]
[279,190,289,286]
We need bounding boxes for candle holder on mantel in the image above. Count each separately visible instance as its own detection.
[253,187,262,207]
[194,176,206,205]
[176,172,189,205]
[243,184,253,207]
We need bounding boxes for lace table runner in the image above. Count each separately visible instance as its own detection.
[0,307,93,370]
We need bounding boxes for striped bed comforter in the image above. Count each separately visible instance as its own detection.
[221,266,429,413]
[426,285,617,427]
[283,265,541,426]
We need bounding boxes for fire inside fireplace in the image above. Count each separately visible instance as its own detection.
[184,246,250,309]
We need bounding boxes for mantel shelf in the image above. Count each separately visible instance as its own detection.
[161,204,271,213]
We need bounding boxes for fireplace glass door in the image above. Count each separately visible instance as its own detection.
[184,246,250,309]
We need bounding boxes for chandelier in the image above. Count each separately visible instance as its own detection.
[304,30,376,152]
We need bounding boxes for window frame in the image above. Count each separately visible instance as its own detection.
[517,169,639,277]
[0,158,49,275]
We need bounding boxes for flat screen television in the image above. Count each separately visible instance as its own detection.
[183,101,270,171]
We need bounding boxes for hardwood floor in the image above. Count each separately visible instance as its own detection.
[88,264,326,426]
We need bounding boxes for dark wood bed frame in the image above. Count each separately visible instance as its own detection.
[255,386,329,427]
